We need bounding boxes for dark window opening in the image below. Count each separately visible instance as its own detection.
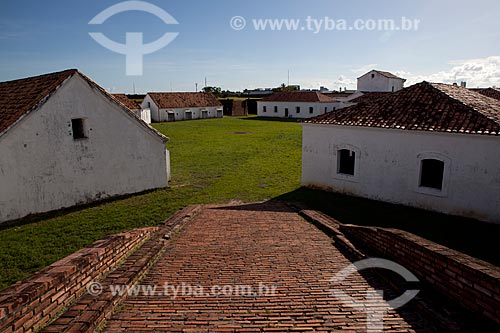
[309,107,314,114]
[71,118,87,139]
[324,107,328,114]
[371,73,375,78]
[263,106,267,112]
[274,106,278,113]
[392,86,395,92]
[296,106,301,113]
[420,159,444,190]
[338,149,355,175]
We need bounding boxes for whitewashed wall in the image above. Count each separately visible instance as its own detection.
[302,123,500,223]
[130,108,151,124]
[257,101,345,118]
[357,71,405,92]
[0,75,169,223]
[141,95,223,122]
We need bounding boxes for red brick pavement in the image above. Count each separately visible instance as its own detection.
[103,202,436,332]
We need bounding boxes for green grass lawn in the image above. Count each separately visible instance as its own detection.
[0,116,498,290]
[0,116,302,289]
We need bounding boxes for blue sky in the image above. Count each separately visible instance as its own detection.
[1,0,499,92]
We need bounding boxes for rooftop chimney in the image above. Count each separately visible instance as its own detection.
[460,81,467,88]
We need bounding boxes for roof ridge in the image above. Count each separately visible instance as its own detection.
[0,69,77,85]
[75,72,168,143]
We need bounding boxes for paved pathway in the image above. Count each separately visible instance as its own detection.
[104,202,436,332]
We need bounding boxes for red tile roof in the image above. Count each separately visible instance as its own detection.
[0,69,77,135]
[374,70,405,80]
[112,94,141,110]
[478,88,500,101]
[305,82,500,136]
[0,69,167,142]
[260,91,336,103]
[358,70,405,81]
[148,92,222,109]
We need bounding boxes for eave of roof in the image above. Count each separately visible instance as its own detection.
[147,92,223,109]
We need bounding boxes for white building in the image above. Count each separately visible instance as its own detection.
[141,92,223,122]
[357,70,406,92]
[113,94,151,124]
[0,69,170,223]
[257,91,346,119]
[302,82,500,223]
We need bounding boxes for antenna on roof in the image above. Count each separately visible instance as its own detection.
[195,83,198,92]
[205,77,207,88]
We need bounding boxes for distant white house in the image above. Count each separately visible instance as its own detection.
[257,91,346,119]
[302,82,500,223]
[356,70,406,93]
[141,92,223,122]
[0,69,170,223]
[113,94,151,124]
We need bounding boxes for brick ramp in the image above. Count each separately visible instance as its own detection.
[104,202,432,332]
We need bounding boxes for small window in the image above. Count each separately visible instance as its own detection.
[324,107,328,114]
[263,106,267,113]
[147,102,151,108]
[71,118,87,140]
[338,149,355,175]
[309,107,314,114]
[420,159,444,190]
[392,86,395,92]
[274,106,278,113]
[371,73,375,78]
[296,106,301,113]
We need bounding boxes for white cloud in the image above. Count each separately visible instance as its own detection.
[396,56,500,88]
[333,75,356,90]
[352,64,378,74]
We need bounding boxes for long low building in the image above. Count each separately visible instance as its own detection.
[302,81,500,223]
[257,91,346,119]
[141,92,223,122]
[0,69,170,223]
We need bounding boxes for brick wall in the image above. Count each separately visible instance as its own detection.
[0,227,156,333]
[340,224,500,324]
[220,99,249,117]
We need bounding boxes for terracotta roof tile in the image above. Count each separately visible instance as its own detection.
[477,88,500,101]
[0,69,77,135]
[260,91,336,103]
[374,70,405,80]
[305,82,500,136]
[148,92,222,109]
[357,70,405,81]
[0,69,168,142]
[112,94,141,110]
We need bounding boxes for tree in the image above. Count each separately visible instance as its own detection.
[273,83,299,92]
[203,86,222,95]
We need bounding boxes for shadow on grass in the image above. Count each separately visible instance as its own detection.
[0,188,160,231]
[274,187,500,266]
